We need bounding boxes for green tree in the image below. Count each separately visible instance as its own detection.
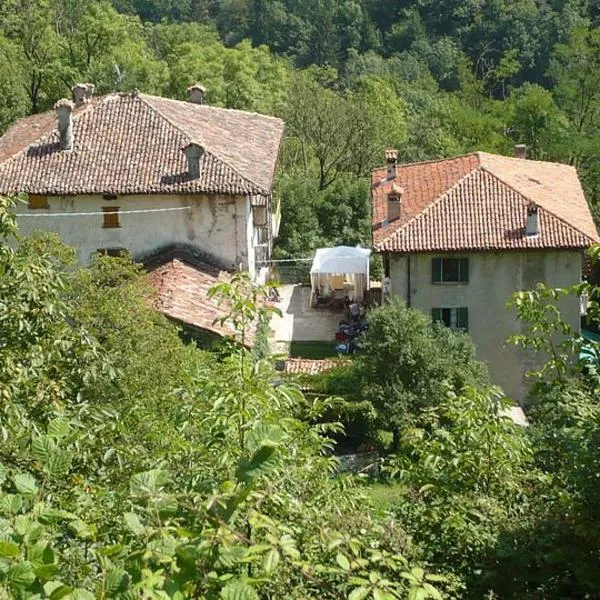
[351,299,490,446]
[507,83,569,159]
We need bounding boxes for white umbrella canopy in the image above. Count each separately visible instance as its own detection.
[310,246,371,304]
[310,246,371,275]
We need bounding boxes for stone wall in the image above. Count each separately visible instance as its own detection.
[17,193,252,271]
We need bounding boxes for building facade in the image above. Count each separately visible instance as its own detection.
[0,86,284,282]
[372,150,599,402]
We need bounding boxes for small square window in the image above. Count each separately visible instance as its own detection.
[28,194,48,209]
[102,206,120,228]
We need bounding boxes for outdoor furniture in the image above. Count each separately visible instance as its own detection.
[310,246,371,308]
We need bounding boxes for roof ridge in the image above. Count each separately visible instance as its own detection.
[139,94,268,195]
[139,92,284,123]
[371,151,479,175]
[477,150,578,170]
[376,168,481,250]
[479,163,596,242]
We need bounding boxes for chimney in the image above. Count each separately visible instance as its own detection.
[187,84,207,105]
[526,203,539,236]
[54,99,74,151]
[385,148,398,179]
[71,83,94,106]
[514,144,527,159]
[387,184,403,222]
[183,142,204,178]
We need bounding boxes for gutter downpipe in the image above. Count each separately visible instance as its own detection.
[406,254,411,308]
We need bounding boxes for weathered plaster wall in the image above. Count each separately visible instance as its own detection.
[389,250,583,403]
[17,193,250,269]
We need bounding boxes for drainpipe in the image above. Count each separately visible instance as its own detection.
[406,255,411,308]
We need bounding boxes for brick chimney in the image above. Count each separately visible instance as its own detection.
[526,203,539,236]
[71,83,94,106]
[514,144,527,159]
[187,84,207,105]
[388,184,403,222]
[54,99,74,151]
[182,142,204,178]
[385,148,398,179]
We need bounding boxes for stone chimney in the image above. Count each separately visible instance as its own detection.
[187,84,207,105]
[526,203,539,236]
[385,148,398,179]
[54,99,74,151]
[71,83,95,106]
[514,144,527,159]
[183,142,204,178]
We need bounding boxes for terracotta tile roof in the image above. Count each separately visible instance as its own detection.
[372,152,599,252]
[284,358,349,375]
[147,257,254,345]
[0,92,284,197]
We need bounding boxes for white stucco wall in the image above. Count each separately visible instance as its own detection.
[389,250,583,403]
[17,193,251,270]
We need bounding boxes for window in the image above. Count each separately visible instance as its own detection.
[432,257,469,283]
[255,225,268,245]
[97,247,127,257]
[28,194,48,209]
[253,205,267,226]
[432,307,468,332]
[102,206,120,228]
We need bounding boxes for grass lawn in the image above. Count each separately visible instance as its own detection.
[367,481,408,512]
[289,340,339,359]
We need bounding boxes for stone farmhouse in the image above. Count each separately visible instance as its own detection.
[372,147,599,402]
[0,84,284,341]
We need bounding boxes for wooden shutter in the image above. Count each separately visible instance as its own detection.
[28,195,48,209]
[102,207,120,228]
[459,258,469,282]
[432,258,442,283]
[457,307,468,331]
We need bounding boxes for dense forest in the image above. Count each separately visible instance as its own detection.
[1,0,600,258]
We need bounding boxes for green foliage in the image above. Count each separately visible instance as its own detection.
[0,199,443,598]
[350,299,489,438]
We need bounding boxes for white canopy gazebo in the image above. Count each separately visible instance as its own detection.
[310,246,371,306]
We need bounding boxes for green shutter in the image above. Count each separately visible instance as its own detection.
[431,308,442,323]
[459,258,469,282]
[457,307,468,331]
[432,258,442,283]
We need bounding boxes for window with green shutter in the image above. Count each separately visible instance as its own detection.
[432,257,469,283]
[432,307,468,332]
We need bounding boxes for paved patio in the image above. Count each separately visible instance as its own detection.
[269,285,344,345]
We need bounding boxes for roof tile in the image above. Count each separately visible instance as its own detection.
[147,258,254,344]
[0,93,284,197]
[373,152,599,252]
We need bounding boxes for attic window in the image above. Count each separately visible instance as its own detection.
[29,195,48,209]
[102,207,120,228]
[182,142,204,179]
